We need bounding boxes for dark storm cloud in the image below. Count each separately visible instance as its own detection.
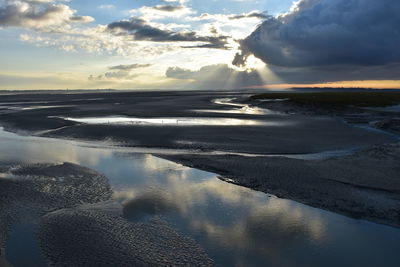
[107,18,229,49]
[267,63,400,84]
[109,63,152,71]
[237,0,400,68]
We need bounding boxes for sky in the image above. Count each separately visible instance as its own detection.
[0,0,399,90]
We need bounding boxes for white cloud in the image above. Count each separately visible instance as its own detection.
[0,0,93,29]
[6,0,268,83]
[129,5,195,20]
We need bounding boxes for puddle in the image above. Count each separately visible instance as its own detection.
[58,116,285,126]
[205,97,277,115]
[21,105,73,110]
[194,98,268,115]
[0,127,362,161]
[256,98,290,102]
[56,98,289,127]
[193,107,266,115]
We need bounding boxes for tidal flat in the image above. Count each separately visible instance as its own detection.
[0,90,399,266]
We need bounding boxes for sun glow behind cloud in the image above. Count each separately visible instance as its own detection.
[0,0,399,90]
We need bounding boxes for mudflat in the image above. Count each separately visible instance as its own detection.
[0,90,399,226]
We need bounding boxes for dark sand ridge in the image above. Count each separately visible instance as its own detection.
[0,90,399,226]
[248,91,400,134]
[0,162,214,266]
[161,142,400,227]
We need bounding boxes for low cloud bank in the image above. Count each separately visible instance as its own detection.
[166,64,264,89]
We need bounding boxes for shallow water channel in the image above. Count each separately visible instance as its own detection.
[1,128,400,266]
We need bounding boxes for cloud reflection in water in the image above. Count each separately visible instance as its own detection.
[2,127,400,266]
[111,154,328,265]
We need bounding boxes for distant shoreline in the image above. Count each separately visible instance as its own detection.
[0,87,399,93]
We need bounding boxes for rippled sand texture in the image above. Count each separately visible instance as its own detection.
[0,162,213,266]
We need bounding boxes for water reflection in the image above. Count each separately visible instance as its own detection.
[201,97,275,115]
[99,154,400,267]
[1,126,355,162]
[59,116,281,126]
[1,128,400,266]
[0,128,113,165]
[193,107,266,115]
[111,164,328,266]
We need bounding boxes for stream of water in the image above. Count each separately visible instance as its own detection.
[1,128,400,266]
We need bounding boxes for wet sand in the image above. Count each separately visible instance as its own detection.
[0,90,399,227]
[0,162,214,266]
[0,91,394,153]
[161,142,400,227]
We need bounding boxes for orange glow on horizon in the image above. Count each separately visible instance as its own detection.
[251,80,400,90]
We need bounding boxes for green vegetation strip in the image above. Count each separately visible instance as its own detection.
[251,91,400,107]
